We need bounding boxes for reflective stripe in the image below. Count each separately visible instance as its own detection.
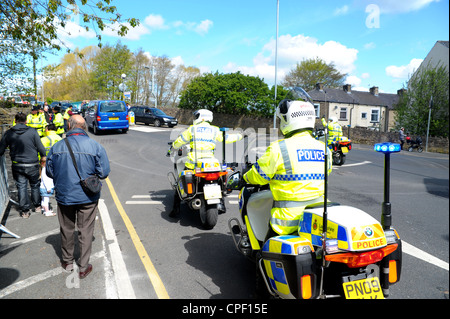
[254,162,270,181]
[270,217,300,228]
[273,173,325,181]
[278,140,292,174]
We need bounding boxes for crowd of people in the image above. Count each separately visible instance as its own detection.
[0,104,110,279]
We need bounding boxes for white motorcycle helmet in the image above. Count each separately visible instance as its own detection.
[193,109,213,125]
[277,86,316,136]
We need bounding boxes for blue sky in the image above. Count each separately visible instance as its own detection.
[48,0,449,94]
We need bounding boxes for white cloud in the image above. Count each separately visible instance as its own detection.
[223,34,358,85]
[364,42,376,50]
[334,5,349,16]
[360,0,440,13]
[361,72,370,79]
[174,19,213,35]
[144,14,168,30]
[346,75,362,86]
[385,58,423,79]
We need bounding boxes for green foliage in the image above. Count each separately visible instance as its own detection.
[282,57,347,91]
[179,72,288,117]
[394,63,449,138]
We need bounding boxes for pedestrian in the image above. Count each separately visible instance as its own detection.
[0,112,47,218]
[63,104,73,132]
[399,127,406,150]
[39,156,55,217]
[46,114,110,278]
[43,102,53,123]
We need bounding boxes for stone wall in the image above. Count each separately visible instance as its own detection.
[2,105,448,153]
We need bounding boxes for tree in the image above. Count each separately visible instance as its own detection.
[282,57,347,91]
[90,41,134,100]
[0,0,139,54]
[179,72,276,116]
[394,63,449,138]
[0,0,139,95]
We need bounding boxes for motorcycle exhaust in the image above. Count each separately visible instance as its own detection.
[190,198,202,210]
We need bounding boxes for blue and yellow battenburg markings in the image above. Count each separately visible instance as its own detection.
[299,212,349,250]
[261,236,314,296]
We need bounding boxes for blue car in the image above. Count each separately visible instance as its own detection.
[85,100,129,134]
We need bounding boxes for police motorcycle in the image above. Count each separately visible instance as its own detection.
[314,128,352,166]
[227,88,402,299]
[167,130,234,230]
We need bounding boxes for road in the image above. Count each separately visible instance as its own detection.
[0,124,447,301]
[96,125,449,299]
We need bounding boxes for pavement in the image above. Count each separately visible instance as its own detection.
[0,143,447,300]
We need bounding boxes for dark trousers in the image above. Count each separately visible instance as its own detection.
[57,201,98,272]
[12,164,41,213]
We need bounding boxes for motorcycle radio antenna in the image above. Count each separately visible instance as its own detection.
[319,120,329,299]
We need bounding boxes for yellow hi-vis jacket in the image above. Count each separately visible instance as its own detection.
[322,118,342,145]
[172,122,243,169]
[26,113,47,137]
[243,131,332,235]
[63,108,71,120]
[53,113,65,135]
[40,130,62,156]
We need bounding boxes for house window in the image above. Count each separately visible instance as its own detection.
[371,109,380,122]
[313,103,320,118]
[361,112,367,119]
[339,107,347,120]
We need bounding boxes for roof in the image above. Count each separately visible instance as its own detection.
[308,86,400,110]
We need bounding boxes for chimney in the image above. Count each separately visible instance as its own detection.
[397,88,407,96]
[316,83,324,91]
[370,86,379,96]
[343,84,352,93]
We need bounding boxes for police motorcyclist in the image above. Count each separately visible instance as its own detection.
[243,98,332,238]
[168,109,243,217]
[321,116,342,147]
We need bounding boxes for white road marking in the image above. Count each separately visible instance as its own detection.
[402,240,449,271]
[98,199,136,298]
[125,201,163,204]
[0,251,105,298]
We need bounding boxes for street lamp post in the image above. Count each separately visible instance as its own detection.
[273,0,279,129]
[121,73,126,100]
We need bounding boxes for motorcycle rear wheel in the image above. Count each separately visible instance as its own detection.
[199,202,218,230]
[332,152,346,166]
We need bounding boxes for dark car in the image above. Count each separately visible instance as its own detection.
[129,106,178,128]
[85,100,129,134]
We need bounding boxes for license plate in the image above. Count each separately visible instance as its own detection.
[341,147,348,153]
[171,121,177,124]
[343,277,384,299]
[109,117,119,120]
[203,184,222,200]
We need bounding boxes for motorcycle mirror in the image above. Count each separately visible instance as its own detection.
[226,171,242,191]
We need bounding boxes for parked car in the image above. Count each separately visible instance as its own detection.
[129,106,178,128]
[85,100,129,134]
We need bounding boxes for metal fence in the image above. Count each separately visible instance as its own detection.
[0,124,20,238]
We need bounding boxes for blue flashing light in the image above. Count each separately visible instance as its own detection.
[374,142,401,154]
[220,127,229,131]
